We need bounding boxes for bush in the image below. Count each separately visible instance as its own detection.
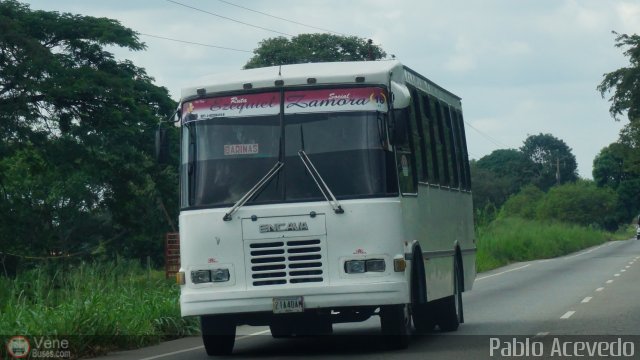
[536,180,618,229]
[500,185,544,220]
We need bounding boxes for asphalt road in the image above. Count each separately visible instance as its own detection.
[98,238,640,360]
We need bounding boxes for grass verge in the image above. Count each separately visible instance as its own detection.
[476,217,635,272]
[0,259,199,359]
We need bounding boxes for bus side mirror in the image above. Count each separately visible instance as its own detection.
[155,128,169,164]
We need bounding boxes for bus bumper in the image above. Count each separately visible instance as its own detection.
[180,281,409,317]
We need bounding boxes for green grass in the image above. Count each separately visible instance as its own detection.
[0,259,199,358]
[476,217,635,272]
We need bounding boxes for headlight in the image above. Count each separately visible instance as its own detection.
[191,269,231,284]
[191,270,211,284]
[344,260,366,274]
[366,259,386,272]
[211,268,230,282]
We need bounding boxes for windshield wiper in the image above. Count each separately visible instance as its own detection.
[297,149,344,214]
[222,161,284,221]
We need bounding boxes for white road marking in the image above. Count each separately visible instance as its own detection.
[621,269,626,272]
[561,311,576,319]
[581,297,592,303]
[138,346,204,360]
[137,329,271,360]
[564,243,607,259]
[626,265,631,268]
[595,287,604,292]
[536,332,550,337]
[606,280,614,284]
[614,273,620,277]
[236,329,271,340]
[477,264,531,280]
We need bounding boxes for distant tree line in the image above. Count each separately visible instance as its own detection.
[473,32,640,231]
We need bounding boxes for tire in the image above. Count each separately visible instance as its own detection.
[380,304,411,349]
[435,259,463,332]
[411,251,435,334]
[412,302,435,334]
[200,315,236,356]
[269,321,293,338]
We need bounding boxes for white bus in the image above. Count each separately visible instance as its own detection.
[174,60,476,355]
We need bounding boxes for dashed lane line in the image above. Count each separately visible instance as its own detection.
[560,311,576,319]
[581,297,592,303]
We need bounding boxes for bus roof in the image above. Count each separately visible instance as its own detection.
[181,60,461,107]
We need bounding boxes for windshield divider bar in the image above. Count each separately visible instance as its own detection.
[298,150,344,214]
[223,161,284,221]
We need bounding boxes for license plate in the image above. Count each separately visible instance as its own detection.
[272,296,304,314]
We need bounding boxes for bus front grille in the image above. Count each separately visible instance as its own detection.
[248,239,324,286]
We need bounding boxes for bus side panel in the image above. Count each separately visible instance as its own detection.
[401,185,475,301]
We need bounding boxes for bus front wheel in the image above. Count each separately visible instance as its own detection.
[200,315,236,356]
[380,304,411,349]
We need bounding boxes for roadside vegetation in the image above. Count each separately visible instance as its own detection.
[0,260,199,358]
[475,217,634,272]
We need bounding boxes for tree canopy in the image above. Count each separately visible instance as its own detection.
[598,32,640,122]
[244,33,387,69]
[0,0,177,270]
[520,133,578,190]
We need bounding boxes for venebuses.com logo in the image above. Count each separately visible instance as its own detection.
[5,336,72,359]
[6,336,30,358]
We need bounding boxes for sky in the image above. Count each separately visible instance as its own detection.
[22,0,640,178]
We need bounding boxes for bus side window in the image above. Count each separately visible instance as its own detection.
[433,98,450,187]
[457,110,472,190]
[450,109,465,190]
[444,104,460,189]
[421,94,439,185]
[409,88,427,182]
[394,108,417,194]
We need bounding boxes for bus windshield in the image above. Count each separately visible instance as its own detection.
[181,111,398,209]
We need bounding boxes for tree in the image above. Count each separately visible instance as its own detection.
[244,33,386,69]
[520,133,578,190]
[597,32,640,122]
[0,1,177,267]
[474,149,536,194]
[592,142,640,223]
[592,142,631,188]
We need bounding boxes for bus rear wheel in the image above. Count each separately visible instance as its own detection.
[435,260,463,332]
[380,304,411,349]
[200,315,236,356]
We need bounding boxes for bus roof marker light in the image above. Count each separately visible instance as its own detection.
[196,88,206,96]
[243,83,253,90]
[274,80,284,87]
[355,76,365,83]
[307,77,317,84]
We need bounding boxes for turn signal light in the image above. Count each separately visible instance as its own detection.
[176,271,186,285]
